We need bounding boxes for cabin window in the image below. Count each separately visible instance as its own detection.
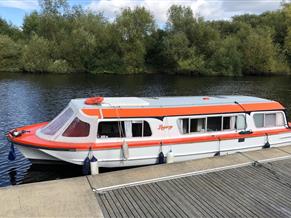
[254,114,264,128]
[265,114,276,127]
[181,118,206,134]
[180,114,246,134]
[182,119,189,134]
[130,121,152,137]
[62,117,90,137]
[276,112,285,126]
[254,112,285,128]
[98,120,152,138]
[207,117,222,132]
[223,115,245,130]
[98,121,125,138]
[41,107,74,136]
[223,116,235,130]
[236,115,246,130]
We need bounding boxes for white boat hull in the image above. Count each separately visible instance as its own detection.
[15,132,291,167]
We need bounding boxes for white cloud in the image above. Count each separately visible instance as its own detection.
[0,0,38,10]
[222,0,280,12]
[88,0,223,23]
[87,0,286,23]
[88,0,133,19]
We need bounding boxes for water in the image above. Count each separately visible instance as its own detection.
[1,72,291,187]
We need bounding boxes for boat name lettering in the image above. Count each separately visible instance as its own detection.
[158,125,173,130]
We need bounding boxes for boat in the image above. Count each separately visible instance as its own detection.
[6,96,291,167]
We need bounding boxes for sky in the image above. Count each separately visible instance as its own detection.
[0,0,289,27]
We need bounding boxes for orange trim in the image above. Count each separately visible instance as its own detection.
[82,102,284,118]
[85,96,104,105]
[7,122,291,151]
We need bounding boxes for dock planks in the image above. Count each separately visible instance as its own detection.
[96,158,291,218]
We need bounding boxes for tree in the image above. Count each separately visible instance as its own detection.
[22,35,55,73]
[208,36,242,76]
[167,5,196,33]
[0,18,22,40]
[23,12,41,37]
[115,7,155,73]
[0,35,21,72]
[39,0,68,15]
[1,0,291,75]
[240,28,289,74]
[283,3,291,66]
[285,28,291,65]
[161,32,204,74]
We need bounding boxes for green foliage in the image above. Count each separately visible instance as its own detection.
[21,35,54,72]
[240,28,289,74]
[286,28,291,64]
[0,35,21,72]
[48,60,71,74]
[160,32,205,74]
[39,0,68,15]
[0,18,22,40]
[208,36,242,76]
[0,0,290,75]
[115,7,155,73]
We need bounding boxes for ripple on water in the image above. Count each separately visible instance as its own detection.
[0,142,31,187]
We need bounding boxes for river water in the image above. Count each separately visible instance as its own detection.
[1,72,291,186]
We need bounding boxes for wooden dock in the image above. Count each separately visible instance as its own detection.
[96,158,291,217]
[1,145,291,217]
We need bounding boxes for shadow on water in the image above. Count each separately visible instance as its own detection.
[1,72,291,187]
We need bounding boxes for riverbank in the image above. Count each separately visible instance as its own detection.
[1,69,291,76]
[1,146,291,217]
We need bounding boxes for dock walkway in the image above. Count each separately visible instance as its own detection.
[96,158,291,217]
[1,146,291,217]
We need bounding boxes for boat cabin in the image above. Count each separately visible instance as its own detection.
[36,96,287,143]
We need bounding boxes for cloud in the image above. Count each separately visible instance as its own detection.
[222,0,282,13]
[0,0,38,10]
[87,0,286,22]
[88,0,222,22]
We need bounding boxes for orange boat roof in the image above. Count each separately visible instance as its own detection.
[68,96,284,118]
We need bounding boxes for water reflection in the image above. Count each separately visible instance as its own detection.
[1,72,291,187]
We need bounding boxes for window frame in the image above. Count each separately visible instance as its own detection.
[130,120,152,137]
[62,117,91,138]
[252,111,286,129]
[179,113,246,135]
[97,121,125,138]
[97,119,152,139]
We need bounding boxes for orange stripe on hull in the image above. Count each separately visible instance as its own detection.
[82,102,284,118]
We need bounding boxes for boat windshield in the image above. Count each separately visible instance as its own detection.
[40,107,74,136]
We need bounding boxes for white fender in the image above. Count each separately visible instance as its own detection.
[166,150,174,164]
[90,156,99,175]
[122,140,129,160]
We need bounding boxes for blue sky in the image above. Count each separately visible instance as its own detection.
[0,0,289,27]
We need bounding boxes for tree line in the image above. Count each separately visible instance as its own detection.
[0,0,291,76]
